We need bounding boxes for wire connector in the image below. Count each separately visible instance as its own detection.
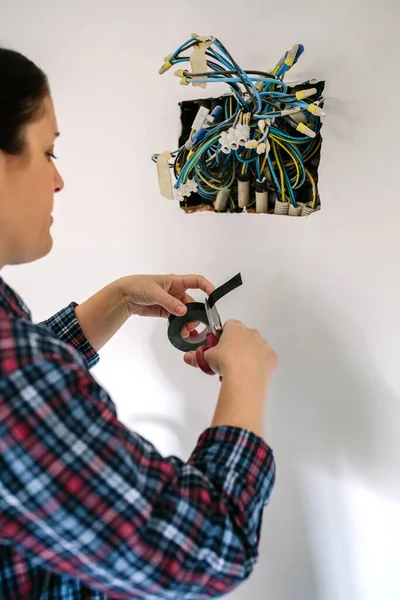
[244,139,259,149]
[159,54,173,75]
[307,103,326,117]
[235,124,250,146]
[284,44,299,67]
[296,122,317,138]
[281,106,301,116]
[296,88,317,100]
[219,127,240,153]
[176,178,198,201]
[256,142,266,154]
[258,119,266,132]
[191,106,210,131]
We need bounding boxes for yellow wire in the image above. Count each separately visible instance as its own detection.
[305,168,317,208]
[195,166,229,191]
[272,138,300,188]
[304,137,322,162]
[182,133,221,181]
[271,63,280,76]
[261,154,267,174]
[272,140,285,201]
[229,96,233,117]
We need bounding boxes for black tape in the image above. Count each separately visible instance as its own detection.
[255,178,269,193]
[167,273,243,352]
[208,273,243,309]
[168,302,210,352]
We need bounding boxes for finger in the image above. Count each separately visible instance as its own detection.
[181,293,201,338]
[181,275,215,296]
[181,324,196,338]
[181,320,201,338]
[182,293,196,304]
[184,351,199,368]
[154,287,187,317]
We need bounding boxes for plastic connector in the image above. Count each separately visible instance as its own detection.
[205,105,223,125]
[191,106,210,131]
[284,44,299,67]
[219,128,240,151]
[258,119,266,132]
[257,143,266,154]
[281,106,301,116]
[191,127,208,146]
[296,122,317,138]
[244,139,258,149]
[174,67,190,85]
[295,88,317,100]
[307,103,326,117]
[159,55,173,75]
[176,178,198,201]
[235,124,250,146]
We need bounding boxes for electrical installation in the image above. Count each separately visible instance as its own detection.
[152,34,325,216]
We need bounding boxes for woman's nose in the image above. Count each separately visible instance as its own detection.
[54,165,64,193]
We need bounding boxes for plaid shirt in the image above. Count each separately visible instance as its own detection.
[0,275,275,599]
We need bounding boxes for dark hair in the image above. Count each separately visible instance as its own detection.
[0,48,49,155]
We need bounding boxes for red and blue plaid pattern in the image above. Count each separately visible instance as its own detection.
[0,276,275,599]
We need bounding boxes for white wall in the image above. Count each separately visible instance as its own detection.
[1,1,400,598]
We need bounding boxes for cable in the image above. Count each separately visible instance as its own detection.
[305,168,318,208]
[154,35,325,213]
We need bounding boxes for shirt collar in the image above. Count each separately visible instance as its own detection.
[0,275,32,322]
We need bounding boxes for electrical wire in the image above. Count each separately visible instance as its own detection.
[154,36,324,211]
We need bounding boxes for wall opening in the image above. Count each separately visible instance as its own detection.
[176,80,325,215]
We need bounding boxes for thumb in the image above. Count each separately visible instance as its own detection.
[154,287,187,316]
[184,351,198,368]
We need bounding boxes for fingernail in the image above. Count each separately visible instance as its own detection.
[177,305,186,315]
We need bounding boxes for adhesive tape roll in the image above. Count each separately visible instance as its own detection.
[167,273,243,352]
[168,302,210,352]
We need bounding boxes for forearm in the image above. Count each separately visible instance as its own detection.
[211,371,266,437]
[74,279,130,352]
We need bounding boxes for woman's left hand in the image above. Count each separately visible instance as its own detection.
[121,274,214,337]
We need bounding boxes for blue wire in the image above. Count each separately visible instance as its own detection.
[270,127,310,144]
[206,48,234,70]
[267,155,281,193]
[234,150,258,165]
[256,158,262,180]
[161,38,320,206]
[170,37,197,59]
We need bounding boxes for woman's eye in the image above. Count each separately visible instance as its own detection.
[46,152,58,161]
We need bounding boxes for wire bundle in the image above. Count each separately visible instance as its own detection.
[152,35,325,214]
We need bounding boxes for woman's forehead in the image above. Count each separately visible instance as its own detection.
[31,96,59,139]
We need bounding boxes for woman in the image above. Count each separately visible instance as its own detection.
[0,48,278,599]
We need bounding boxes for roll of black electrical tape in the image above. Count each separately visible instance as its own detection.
[167,273,243,352]
[168,302,210,352]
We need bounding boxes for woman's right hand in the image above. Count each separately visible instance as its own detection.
[184,320,278,387]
